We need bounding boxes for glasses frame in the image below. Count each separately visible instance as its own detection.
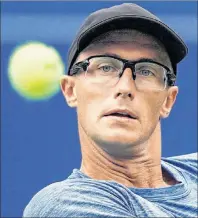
[70,55,176,87]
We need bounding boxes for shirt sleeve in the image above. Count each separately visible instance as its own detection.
[23,181,135,217]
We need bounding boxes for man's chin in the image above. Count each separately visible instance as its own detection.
[97,140,137,159]
[94,133,139,149]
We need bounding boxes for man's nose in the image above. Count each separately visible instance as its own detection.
[114,68,136,99]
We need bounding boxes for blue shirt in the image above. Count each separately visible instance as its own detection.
[23,153,197,217]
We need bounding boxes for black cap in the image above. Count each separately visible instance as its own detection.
[67,3,188,75]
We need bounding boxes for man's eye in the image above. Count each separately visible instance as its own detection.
[99,65,115,72]
[137,69,154,76]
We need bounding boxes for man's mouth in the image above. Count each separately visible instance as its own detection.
[105,112,132,119]
[104,109,137,120]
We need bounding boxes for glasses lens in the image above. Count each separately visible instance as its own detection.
[134,62,167,90]
[85,57,123,85]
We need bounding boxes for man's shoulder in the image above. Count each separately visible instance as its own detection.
[163,152,197,177]
[166,152,197,164]
[23,171,132,217]
[23,179,69,217]
[23,174,94,216]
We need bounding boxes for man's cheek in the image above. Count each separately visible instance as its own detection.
[79,100,97,120]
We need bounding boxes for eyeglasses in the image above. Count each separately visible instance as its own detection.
[70,55,176,91]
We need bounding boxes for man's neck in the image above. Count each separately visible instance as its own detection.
[80,147,171,188]
[79,123,176,188]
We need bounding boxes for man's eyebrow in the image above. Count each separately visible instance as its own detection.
[101,53,162,63]
[102,52,122,59]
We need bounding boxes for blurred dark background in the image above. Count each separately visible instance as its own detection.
[1,1,197,217]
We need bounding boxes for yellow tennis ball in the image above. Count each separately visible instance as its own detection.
[8,42,65,101]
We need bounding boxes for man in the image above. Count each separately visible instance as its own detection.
[23,3,197,217]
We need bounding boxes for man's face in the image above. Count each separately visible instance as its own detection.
[62,31,178,158]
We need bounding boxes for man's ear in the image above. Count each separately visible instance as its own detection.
[60,75,77,107]
[160,86,179,119]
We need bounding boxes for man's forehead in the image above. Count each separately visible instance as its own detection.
[77,30,170,65]
[83,41,163,53]
[78,44,163,64]
[89,29,163,48]
[79,29,168,59]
